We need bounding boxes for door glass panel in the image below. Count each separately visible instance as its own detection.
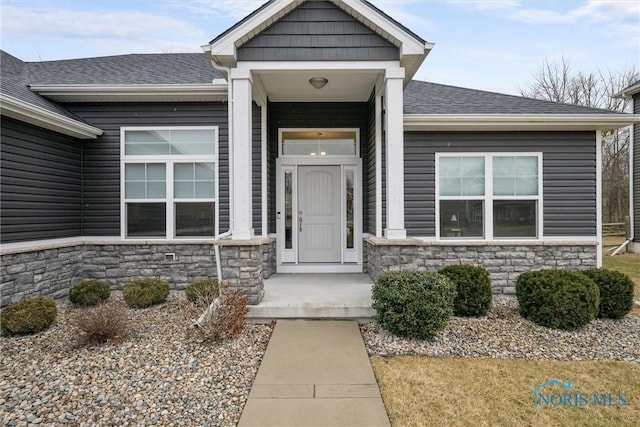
[346,170,354,249]
[284,171,293,249]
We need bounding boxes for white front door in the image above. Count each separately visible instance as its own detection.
[298,166,342,263]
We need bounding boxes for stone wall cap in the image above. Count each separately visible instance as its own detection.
[364,237,597,247]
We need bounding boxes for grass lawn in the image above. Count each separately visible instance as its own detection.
[602,236,640,316]
[372,357,640,427]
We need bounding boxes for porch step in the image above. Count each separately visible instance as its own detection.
[247,273,376,321]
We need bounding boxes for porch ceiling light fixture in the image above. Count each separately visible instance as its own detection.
[309,77,328,89]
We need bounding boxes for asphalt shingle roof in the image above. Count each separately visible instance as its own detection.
[1,51,85,121]
[403,80,620,115]
[27,53,222,85]
[2,50,621,119]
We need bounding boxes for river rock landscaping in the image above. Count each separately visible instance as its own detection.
[362,295,640,362]
[0,292,272,427]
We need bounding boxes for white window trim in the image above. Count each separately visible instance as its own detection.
[278,128,360,158]
[120,126,219,240]
[435,152,543,242]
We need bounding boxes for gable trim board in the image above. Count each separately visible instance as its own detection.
[0,93,103,139]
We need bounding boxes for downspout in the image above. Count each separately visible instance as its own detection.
[195,50,235,328]
[195,229,232,328]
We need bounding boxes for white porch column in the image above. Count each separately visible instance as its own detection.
[230,69,254,240]
[384,68,406,239]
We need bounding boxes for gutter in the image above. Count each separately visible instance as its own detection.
[30,84,228,102]
[0,93,103,139]
[403,113,640,132]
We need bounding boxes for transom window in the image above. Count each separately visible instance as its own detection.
[121,127,218,239]
[280,130,358,156]
[437,153,542,240]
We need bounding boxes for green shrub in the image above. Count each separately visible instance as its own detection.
[439,265,493,317]
[186,279,219,303]
[372,271,456,339]
[516,269,599,330]
[1,296,57,336]
[122,279,169,309]
[582,268,634,319]
[69,279,110,306]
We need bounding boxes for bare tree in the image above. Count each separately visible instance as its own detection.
[520,57,639,223]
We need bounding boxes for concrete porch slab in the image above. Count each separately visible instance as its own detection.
[247,273,376,320]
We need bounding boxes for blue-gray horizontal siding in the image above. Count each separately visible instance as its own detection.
[267,101,369,233]
[64,102,229,236]
[238,1,399,61]
[404,131,597,237]
[634,94,640,242]
[252,103,262,235]
[1,117,82,243]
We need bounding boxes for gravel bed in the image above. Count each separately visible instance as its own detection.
[0,293,273,427]
[362,295,640,362]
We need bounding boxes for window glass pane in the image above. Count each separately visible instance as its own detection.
[175,202,214,237]
[125,164,145,180]
[440,177,461,197]
[195,182,215,198]
[282,131,356,156]
[127,203,166,237]
[170,130,215,155]
[493,200,537,238]
[125,129,215,156]
[124,130,171,155]
[439,157,461,177]
[516,177,538,195]
[494,156,538,196]
[440,200,484,238]
[174,163,215,199]
[346,171,354,249]
[195,163,215,180]
[174,182,194,199]
[125,163,165,199]
[147,164,166,181]
[174,163,194,181]
[462,157,484,196]
[125,182,145,199]
[439,157,484,196]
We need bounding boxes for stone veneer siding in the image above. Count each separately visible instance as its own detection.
[365,238,598,294]
[1,239,275,307]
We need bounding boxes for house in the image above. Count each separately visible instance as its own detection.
[1,0,638,307]
[614,80,640,253]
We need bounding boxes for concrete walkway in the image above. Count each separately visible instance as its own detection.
[238,320,390,427]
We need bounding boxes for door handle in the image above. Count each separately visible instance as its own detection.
[298,210,303,232]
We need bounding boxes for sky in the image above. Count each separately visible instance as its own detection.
[1,0,639,95]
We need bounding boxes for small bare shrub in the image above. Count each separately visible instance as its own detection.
[188,281,249,342]
[70,302,128,347]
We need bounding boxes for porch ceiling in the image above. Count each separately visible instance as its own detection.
[255,69,380,102]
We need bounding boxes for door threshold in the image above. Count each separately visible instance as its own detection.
[277,264,363,273]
